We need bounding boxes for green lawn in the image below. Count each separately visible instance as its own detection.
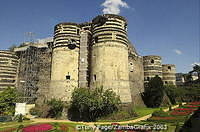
[97,106,167,122]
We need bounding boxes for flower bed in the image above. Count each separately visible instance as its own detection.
[0,128,17,132]
[188,102,200,105]
[186,105,200,108]
[22,124,53,132]
[174,108,196,111]
[60,124,69,131]
[170,111,192,116]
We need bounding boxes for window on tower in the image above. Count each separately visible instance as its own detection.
[66,75,71,80]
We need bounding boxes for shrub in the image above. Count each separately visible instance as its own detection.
[29,107,41,116]
[0,115,12,122]
[143,75,164,108]
[0,87,19,115]
[69,87,121,121]
[48,99,64,119]
[152,110,169,117]
[29,104,50,118]
[18,114,23,122]
[169,105,172,111]
[17,125,24,131]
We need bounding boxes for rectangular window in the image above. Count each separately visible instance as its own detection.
[66,75,71,80]
[94,75,96,81]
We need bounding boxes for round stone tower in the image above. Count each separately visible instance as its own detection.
[90,14,132,103]
[162,64,176,85]
[50,23,80,102]
[143,55,162,83]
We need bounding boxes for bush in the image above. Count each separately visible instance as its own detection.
[47,99,64,119]
[152,110,169,117]
[18,114,23,122]
[29,107,41,116]
[0,87,19,115]
[143,75,164,108]
[17,124,24,131]
[0,115,12,122]
[169,105,172,111]
[69,87,121,121]
[29,104,50,118]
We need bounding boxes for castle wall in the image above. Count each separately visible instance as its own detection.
[0,50,18,91]
[143,55,162,83]
[162,64,176,85]
[78,30,91,88]
[129,54,145,106]
[50,23,80,102]
[90,14,132,103]
[36,47,52,104]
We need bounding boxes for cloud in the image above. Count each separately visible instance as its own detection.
[101,0,129,14]
[173,49,182,55]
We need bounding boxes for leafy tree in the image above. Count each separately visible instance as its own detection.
[47,99,64,119]
[164,85,185,104]
[68,87,121,121]
[142,75,164,107]
[0,87,19,115]
[190,64,200,80]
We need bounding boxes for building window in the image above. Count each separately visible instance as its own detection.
[147,77,150,81]
[151,59,154,64]
[77,29,80,35]
[168,66,171,70]
[94,75,96,81]
[94,37,98,43]
[66,75,71,80]
[165,81,168,84]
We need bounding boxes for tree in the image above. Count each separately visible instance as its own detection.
[0,87,19,115]
[190,64,200,80]
[164,85,187,104]
[68,87,121,121]
[47,99,64,119]
[142,75,164,107]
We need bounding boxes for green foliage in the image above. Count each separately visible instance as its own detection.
[175,123,181,132]
[164,85,183,104]
[68,87,121,121]
[99,111,131,121]
[152,110,169,117]
[17,124,24,132]
[29,104,50,118]
[190,64,200,80]
[0,115,12,122]
[142,75,164,107]
[169,105,172,111]
[0,87,19,115]
[18,114,23,122]
[29,99,64,119]
[48,99,64,119]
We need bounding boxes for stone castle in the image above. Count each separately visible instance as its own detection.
[0,14,176,105]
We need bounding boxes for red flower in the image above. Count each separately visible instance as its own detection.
[170,111,192,116]
[22,124,53,132]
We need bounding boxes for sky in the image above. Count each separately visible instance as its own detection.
[0,0,199,73]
